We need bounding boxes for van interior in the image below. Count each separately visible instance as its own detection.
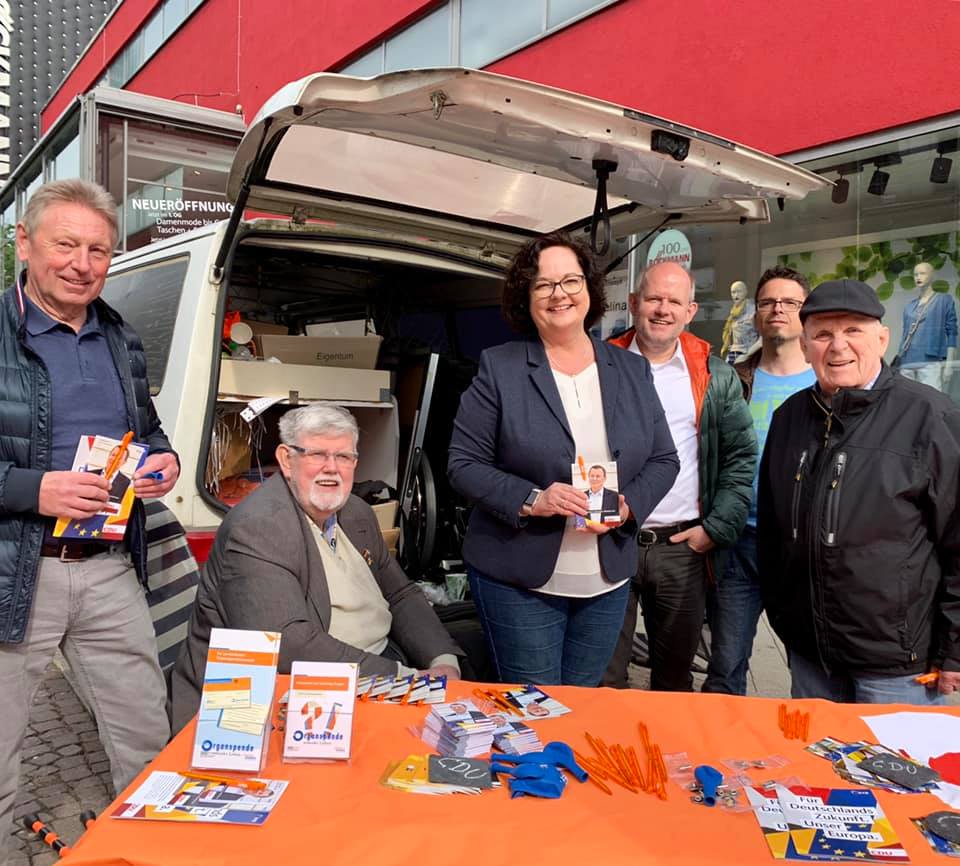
[208,229,517,583]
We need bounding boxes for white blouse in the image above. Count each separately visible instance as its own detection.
[535,362,628,598]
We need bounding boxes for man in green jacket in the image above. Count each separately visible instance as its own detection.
[603,262,757,690]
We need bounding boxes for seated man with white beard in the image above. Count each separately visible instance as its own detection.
[169,404,461,733]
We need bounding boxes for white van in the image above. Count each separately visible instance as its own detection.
[101,67,827,572]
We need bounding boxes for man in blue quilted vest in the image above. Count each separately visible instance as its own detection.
[0,179,179,863]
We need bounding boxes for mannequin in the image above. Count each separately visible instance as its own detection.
[896,262,958,366]
[720,280,757,363]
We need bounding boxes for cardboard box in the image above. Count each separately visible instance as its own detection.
[371,500,399,530]
[381,526,400,555]
[259,335,383,370]
[219,359,391,404]
[242,319,289,356]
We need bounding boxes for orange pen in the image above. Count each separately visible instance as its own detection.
[577,454,587,481]
[915,671,940,685]
[104,430,134,480]
[180,771,266,792]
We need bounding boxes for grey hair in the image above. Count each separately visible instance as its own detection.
[634,263,696,301]
[278,403,359,449]
[19,179,119,248]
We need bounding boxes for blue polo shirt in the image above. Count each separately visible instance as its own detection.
[22,294,129,471]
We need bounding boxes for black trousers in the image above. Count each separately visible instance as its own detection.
[602,541,707,691]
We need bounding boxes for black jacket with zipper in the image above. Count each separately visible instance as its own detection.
[757,364,960,676]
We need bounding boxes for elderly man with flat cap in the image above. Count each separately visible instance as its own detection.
[757,278,960,704]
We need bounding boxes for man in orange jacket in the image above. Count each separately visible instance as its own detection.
[603,262,756,691]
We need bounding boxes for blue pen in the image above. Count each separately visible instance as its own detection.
[142,471,164,481]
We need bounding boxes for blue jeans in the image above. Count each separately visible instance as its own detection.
[468,566,629,686]
[703,527,763,695]
[789,650,945,705]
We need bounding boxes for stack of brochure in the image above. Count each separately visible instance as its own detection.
[357,673,447,704]
[421,700,496,757]
[746,783,909,862]
[807,736,940,793]
[491,717,541,755]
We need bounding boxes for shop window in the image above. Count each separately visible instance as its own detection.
[143,11,163,58]
[123,31,144,83]
[547,0,613,28]
[460,0,541,68]
[384,3,451,72]
[341,49,383,77]
[101,256,190,393]
[669,124,960,401]
[50,135,80,182]
[162,0,188,40]
[123,119,236,250]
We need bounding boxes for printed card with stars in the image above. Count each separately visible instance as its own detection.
[54,434,148,542]
[747,783,909,862]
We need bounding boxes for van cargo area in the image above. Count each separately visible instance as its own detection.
[207,229,513,580]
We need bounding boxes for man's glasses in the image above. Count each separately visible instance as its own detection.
[757,298,803,312]
[286,445,359,466]
[531,273,586,299]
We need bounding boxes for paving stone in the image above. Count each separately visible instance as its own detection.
[90,760,111,775]
[26,754,56,767]
[59,766,90,783]
[62,712,91,726]
[33,782,67,800]
[26,709,58,723]
[56,744,82,757]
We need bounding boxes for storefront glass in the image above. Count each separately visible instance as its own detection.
[97,114,237,251]
[605,123,960,400]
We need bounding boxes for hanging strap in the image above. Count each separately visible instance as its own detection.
[589,159,618,256]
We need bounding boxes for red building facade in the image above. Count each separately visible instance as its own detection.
[10,0,960,351]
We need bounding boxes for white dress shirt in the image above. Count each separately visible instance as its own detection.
[536,363,627,598]
[629,337,700,527]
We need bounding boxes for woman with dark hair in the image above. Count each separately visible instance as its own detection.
[448,232,679,686]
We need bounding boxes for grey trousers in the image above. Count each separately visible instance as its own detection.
[0,550,169,865]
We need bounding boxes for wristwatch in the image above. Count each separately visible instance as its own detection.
[521,487,544,516]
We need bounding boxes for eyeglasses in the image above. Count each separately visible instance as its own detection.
[531,273,586,299]
[757,298,804,312]
[286,445,359,466]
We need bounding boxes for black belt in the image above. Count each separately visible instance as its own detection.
[637,519,701,546]
[40,540,114,562]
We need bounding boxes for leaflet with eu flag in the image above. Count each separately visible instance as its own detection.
[192,629,281,773]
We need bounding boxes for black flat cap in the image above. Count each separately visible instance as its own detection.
[800,279,885,322]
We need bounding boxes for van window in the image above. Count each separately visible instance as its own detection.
[102,255,190,394]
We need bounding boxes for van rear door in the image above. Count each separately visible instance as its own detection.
[226,68,828,253]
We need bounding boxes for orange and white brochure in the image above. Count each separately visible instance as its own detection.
[283,661,358,763]
[192,629,281,773]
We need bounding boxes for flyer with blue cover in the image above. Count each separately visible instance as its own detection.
[192,628,281,772]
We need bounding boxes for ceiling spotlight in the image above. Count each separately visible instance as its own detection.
[832,176,850,204]
[867,168,890,196]
[931,156,952,184]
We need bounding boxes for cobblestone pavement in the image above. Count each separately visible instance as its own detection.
[9,663,113,866]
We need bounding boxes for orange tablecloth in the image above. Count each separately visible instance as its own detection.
[65,681,958,866]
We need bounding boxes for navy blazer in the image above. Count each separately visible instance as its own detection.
[448,337,679,589]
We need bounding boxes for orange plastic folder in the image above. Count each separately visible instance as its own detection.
[53,433,147,541]
[192,629,281,773]
[66,685,960,866]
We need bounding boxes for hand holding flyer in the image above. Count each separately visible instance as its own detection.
[570,457,621,530]
[53,433,148,541]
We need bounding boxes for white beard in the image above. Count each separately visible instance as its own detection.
[307,472,349,513]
